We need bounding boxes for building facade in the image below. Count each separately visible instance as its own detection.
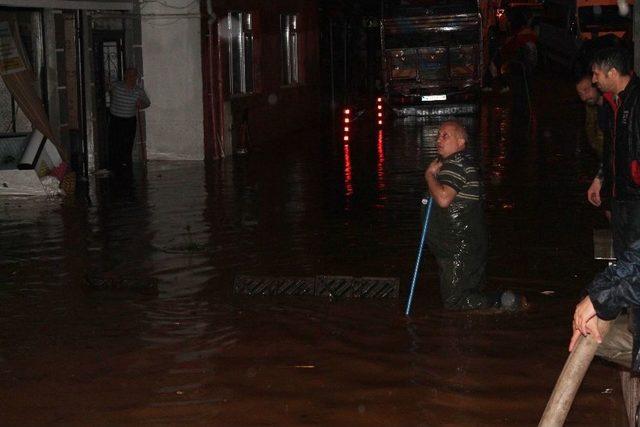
[142,0,321,162]
[204,0,321,160]
[0,0,143,176]
[0,0,322,174]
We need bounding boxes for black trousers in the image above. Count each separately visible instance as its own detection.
[108,113,137,170]
[611,200,640,258]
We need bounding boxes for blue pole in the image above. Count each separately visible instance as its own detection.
[404,197,434,316]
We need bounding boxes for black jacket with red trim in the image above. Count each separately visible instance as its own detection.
[602,75,640,201]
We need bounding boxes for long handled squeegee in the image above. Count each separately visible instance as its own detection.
[405,197,433,316]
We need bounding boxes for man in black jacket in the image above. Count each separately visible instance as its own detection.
[573,47,640,370]
[587,47,640,256]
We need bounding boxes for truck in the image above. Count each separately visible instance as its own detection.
[381,0,483,116]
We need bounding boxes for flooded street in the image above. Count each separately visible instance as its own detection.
[0,74,628,426]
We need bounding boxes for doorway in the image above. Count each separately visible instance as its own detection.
[92,30,124,170]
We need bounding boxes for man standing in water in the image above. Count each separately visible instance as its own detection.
[425,121,525,310]
[108,67,151,172]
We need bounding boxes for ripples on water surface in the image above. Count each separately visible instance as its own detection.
[0,78,627,425]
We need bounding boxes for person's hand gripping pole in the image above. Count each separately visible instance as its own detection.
[539,299,610,427]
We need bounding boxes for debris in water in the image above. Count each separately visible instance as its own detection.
[501,291,517,309]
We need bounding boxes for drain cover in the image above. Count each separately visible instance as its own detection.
[234,275,399,298]
[233,275,315,296]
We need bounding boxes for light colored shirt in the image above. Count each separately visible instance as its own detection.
[109,81,150,118]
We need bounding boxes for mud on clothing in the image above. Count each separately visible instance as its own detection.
[426,150,495,310]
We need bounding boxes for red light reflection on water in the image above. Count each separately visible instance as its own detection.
[376,129,386,198]
[343,143,353,197]
[342,107,353,198]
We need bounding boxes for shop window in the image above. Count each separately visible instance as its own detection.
[228,11,254,95]
[0,84,30,134]
[280,14,299,85]
[0,12,41,136]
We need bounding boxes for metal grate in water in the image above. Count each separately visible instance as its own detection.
[234,275,399,298]
[233,275,315,296]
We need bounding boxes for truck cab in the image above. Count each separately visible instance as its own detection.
[381,0,482,116]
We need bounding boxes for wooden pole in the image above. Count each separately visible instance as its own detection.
[539,320,611,427]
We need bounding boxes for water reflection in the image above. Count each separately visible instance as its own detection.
[376,129,387,207]
[343,142,354,199]
[483,105,509,186]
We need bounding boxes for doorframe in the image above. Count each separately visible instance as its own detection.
[92,29,125,170]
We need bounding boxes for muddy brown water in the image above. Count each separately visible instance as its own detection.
[0,77,628,426]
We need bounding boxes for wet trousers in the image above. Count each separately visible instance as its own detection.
[596,314,633,369]
[108,113,137,170]
[427,202,494,310]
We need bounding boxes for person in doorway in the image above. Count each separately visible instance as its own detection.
[108,67,150,172]
[586,47,640,258]
[424,121,526,311]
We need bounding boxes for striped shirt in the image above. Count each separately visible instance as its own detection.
[437,150,483,201]
[109,81,150,118]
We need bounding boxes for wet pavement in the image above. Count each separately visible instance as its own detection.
[0,73,628,426]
